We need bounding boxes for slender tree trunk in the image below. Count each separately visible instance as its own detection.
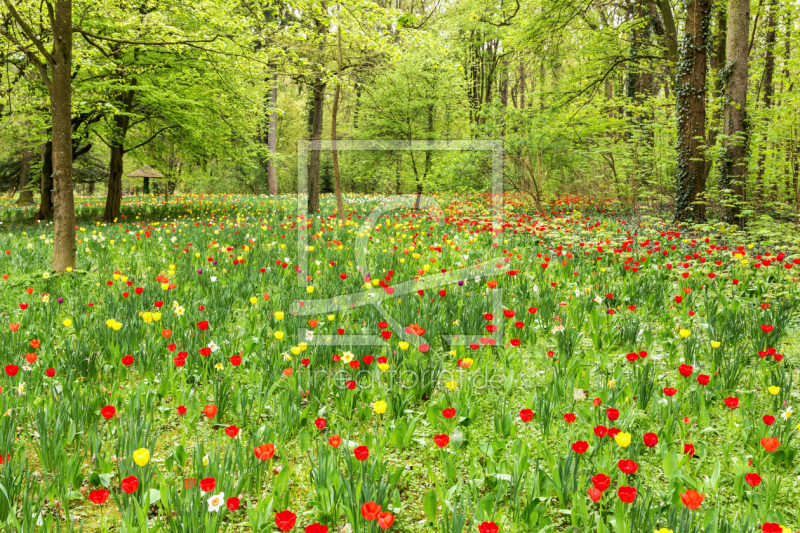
[719,0,749,224]
[519,58,526,109]
[331,27,345,222]
[16,146,34,204]
[705,9,727,180]
[655,0,679,70]
[307,81,325,214]
[674,0,712,223]
[50,0,76,272]
[756,0,777,198]
[104,145,124,222]
[87,180,95,196]
[267,65,279,196]
[39,140,54,219]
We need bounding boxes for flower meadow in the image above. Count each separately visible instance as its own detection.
[0,193,799,533]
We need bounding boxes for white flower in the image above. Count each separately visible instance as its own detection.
[208,341,219,352]
[210,276,217,282]
[593,295,603,304]
[341,351,354,364]
[207,492,225,512]
[305,330,314,341]
[781,407,793,420]
[551,325,565,334]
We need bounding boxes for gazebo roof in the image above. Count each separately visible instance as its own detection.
[126,165,163,178]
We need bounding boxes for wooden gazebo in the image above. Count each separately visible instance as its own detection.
[126,165,162,195]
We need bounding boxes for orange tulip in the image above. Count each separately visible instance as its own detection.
[680,489,705,510]
[761,437,780,452]
[203,405,218,418]
[254,443,276,461]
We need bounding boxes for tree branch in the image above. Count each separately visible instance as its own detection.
[72,27,222,47]
[124,125,174,153]
[2,0,54,64]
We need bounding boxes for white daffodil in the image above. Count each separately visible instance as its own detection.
[207,492,225,512]
[208,341,219,353]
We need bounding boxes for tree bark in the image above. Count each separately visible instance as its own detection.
[267,67,279,196]
[705,9,727,181]
[519,58,526,109]
[104,145,124,222]
[50,0,76,272]
[331,27,344,221]
[16,145,34,205]
[719,0,749,224]
[39,141,54,219]
[674,0,712,223]
[654,0,679,70]
[755,0,777,198]
[307,81,325,214]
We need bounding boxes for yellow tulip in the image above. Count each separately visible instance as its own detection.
[327,314,335,321]
[250,297,258,305]
[398,341,410,350]
[373,400,387,414]
[768,386,780,395]
[614,432,632,447]
[445,380,458,390]
[710,341,721,348]
[161,282,170,290]
[306,286,315,294]
[679,329,691,338]
[62,318,73,327]
[133,448,150,466]
[274,312,284,321]
[152,312,161,321]
[290,346,301,355]
[274,331,284,340]
[378,363,390,372]
[298,342,308,351]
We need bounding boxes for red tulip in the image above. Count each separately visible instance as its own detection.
[697,374,710,385]
[588,487,602,502]
[684,443,696,457]
[121,476,139,494]
[592,473,611,491]
[442,408,456,419]
[572,441,589,454]
[618,459,638,474]
[680,489,704,510]
[679,364,693,377]
[434,434,450,448]
[45,368,55,377]
[354,445,369,461]
[176,406,187,415]
[100,406,116,420]
[663,387,677,397]
[519,409,534,422]
[275,510,297,531]
[564,413,576,423]
[763,524,782,533]
[643,432,658,447]
[478,523,499,533]
[230,355,242,366]
[594,425,608,438]
[203,405,218,418]
[329,435,342,447]
[377,512,395,529]
[606,408,619,421]
[761,325,774,333]
[305,524,329,533]
[197,320,209,330]
[4,365,19,377]
[121,355,134,366]
[314,418,326,430]
[89,489,110,504]
[761,437,780,452]
[745,473,762,487]
[361,502,381,521]
[617,486,637,503]
[254,443,276,461]
[724,397,739,409]
[226,496,240,511]
[225,425,240,438]
[762,415,775,426]
[199,477,216,493]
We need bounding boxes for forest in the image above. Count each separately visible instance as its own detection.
[2,0,798,264]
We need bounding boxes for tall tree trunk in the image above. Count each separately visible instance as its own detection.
[16,146,34,204]
[87,180,95,196]
[519,58,526,109]
[674,0,712,223]
[50,0,76,272]
[307,80,325,214]
[267,68,279,196]
[104,145,124,222]
[705,9,727,180]
[756,0,777,197]
[39,140,54,219]
[331,26,344,222]
[654,0,679,70]
[719,0,749,224]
